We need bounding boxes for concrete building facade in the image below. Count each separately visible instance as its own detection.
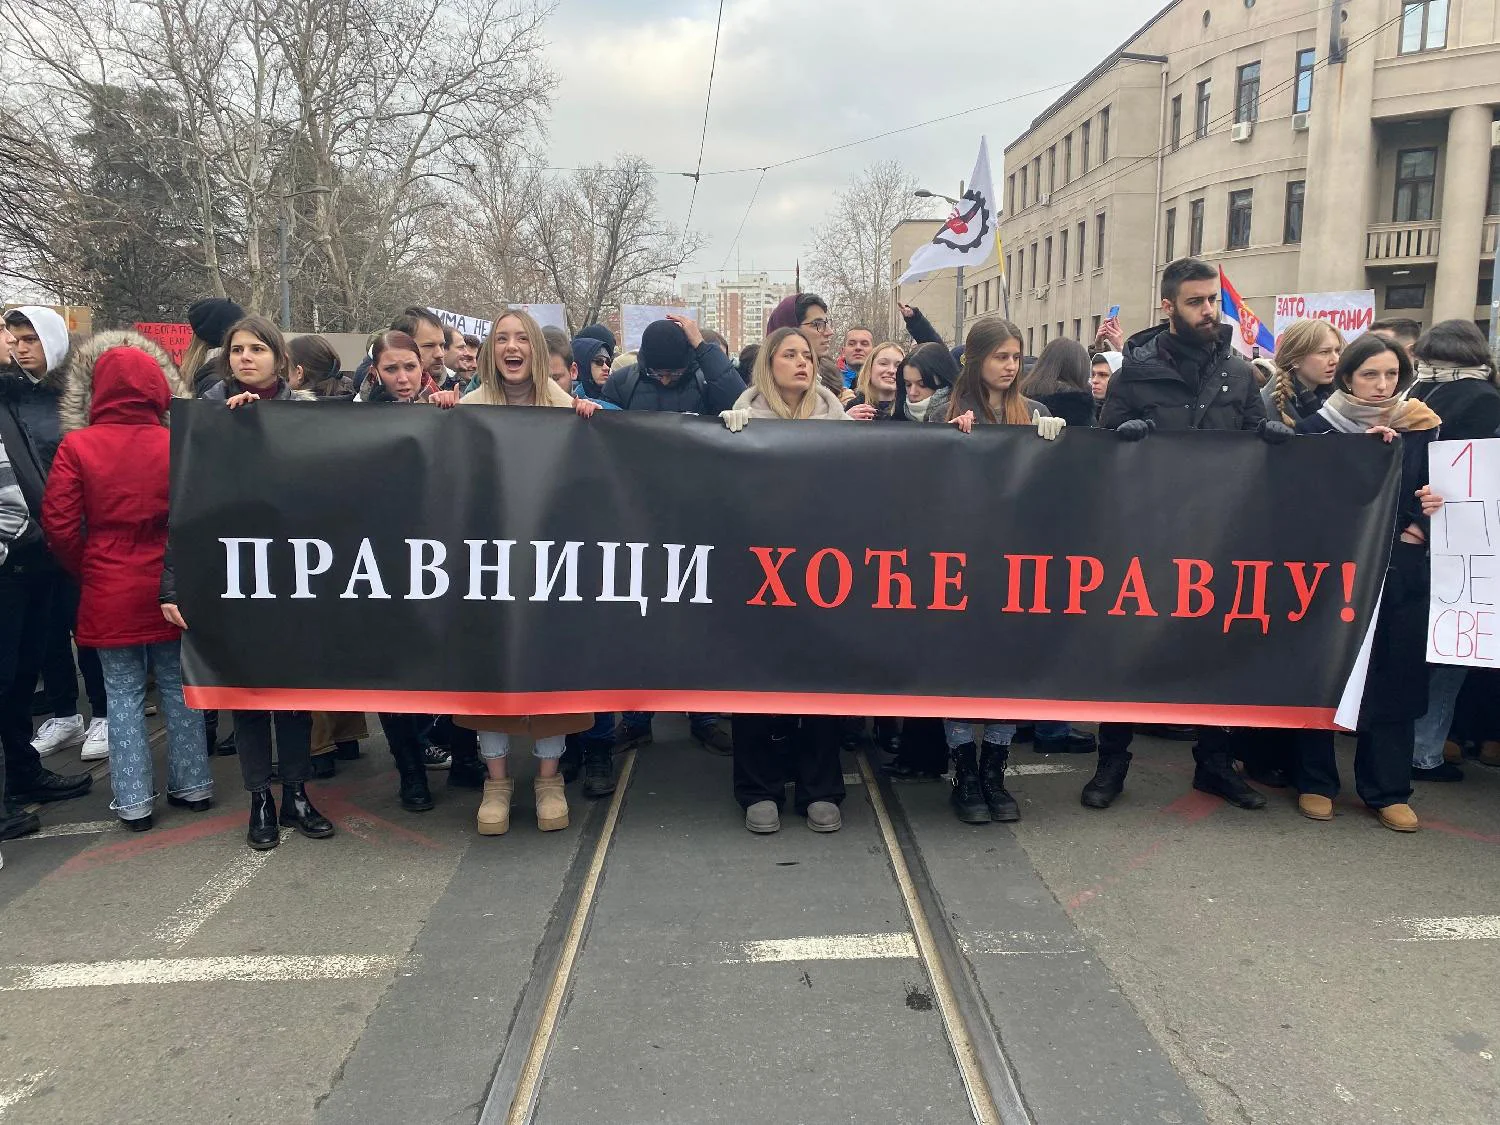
[680,274,798,353]
[960,0,1500,352]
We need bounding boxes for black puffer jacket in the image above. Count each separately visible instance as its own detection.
[1032,389,1096,428]
[600,341,745,414]
[1099,323,1266,432]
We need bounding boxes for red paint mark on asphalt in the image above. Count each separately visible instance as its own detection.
[1065,837,1167,911]
[1422,819,1500,847]
[46,771,442,877]
[49,810,244,878]
[1161,789,1224,824]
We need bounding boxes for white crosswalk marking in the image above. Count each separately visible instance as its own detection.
[1393,915,1500,941]
[0,954,400,991]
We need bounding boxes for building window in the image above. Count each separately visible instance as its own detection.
[1082,121,1092,173]
[1043,236,1053,284]
[1041,324,1049,346]
[1189,198,1205,255]
[1019,165,1028,208]
[1047,146,1056,193]
[1077,221,1086,275]
[1007,174,1015,214]
[1283,180,1305,243]
[1092,314,1102,341]
[1227,189,1253,249]
[1073,318,1082,340]
[1385,283,1427,310]
[1063,134,1073,183]
[1059,228,1069,280]
[1235,63,1260,124]
[1488,149,1500,216]
[1394,148,1437,222]
[1400,0,1449,54]
[1028,327,1035,354]
[1165,207,1177,261]
[1030,241,1039,288]
[1033,156,1042,200]
[982,280,990,310]
[1170,95,1182,151]
[1095,212,1107,268]
[1057,321,1065,341]
[1100,106,1110,162]
[1294,48,1315,114]
[1195,79,1212,139]
[1005,252,1012,284]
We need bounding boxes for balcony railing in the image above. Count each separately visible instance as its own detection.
[1366,220,1441,264]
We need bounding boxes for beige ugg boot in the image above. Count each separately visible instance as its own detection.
[534,775,569,831]
[477,778,514,836]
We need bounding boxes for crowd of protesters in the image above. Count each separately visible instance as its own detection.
[1,252,1495,865]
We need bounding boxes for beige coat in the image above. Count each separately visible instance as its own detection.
[459,378,575,408]
[735,383,851,421]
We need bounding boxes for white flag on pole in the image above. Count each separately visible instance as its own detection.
[897,137,999,285]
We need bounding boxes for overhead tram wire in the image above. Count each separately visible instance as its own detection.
[718,167,768,272]
[676,0,727,271]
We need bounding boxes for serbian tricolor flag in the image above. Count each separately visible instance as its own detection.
[1219,268,1276,358]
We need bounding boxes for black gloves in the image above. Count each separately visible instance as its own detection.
[1116,418,1154,442]
[1258,419,1294,445]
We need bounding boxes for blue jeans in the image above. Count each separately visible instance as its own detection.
[97,642,211,820]
[622,711,720,734]
[943,721,1017,748]
[1412,664,1468,768]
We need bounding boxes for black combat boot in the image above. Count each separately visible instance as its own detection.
[949,742,990,824]
[978,744,1019,822]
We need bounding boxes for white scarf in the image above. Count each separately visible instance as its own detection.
[1413,361,1493,384]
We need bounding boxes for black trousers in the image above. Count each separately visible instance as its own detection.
[1299,721,1413,808]
[0,566,54,788]
[1098,722,1134,758]
[41,573,106,719]
[378,712,425,760]
[232,710,312,791]
[732,714,845,812]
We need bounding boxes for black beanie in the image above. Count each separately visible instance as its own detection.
[638,320,692,372]
[188,297,245,347]
[577,323,617,358]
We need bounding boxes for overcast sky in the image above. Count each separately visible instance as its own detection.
[540,0,1167,291]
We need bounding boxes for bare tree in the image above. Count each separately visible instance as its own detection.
[806,160,936,339]
[521,156,703,329]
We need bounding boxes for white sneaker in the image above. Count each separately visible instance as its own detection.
[31,714,85,756]
[80,718,110,761]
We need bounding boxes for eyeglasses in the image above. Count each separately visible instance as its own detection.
[802,318,833,332]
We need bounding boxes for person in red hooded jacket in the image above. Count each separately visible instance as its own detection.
[39,334,220,831]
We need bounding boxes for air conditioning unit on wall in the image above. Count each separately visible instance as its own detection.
[1230,122,1254,143]
[1292,112,1310,132]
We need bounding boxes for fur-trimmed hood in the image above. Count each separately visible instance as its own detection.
[60,330,192,433]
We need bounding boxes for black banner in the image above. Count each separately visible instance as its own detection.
[169,402,1399,727]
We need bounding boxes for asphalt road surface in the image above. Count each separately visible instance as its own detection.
[2,715,1497,1124]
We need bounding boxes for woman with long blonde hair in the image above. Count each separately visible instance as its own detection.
[462,309,580,408]
[719,326,850,426]
[845,341,910,421]
[1263,319,1343,425]
[455,308,596,838]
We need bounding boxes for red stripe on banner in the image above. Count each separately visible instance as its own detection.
[184,686,1342,730]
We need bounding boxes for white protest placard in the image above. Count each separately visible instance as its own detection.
[621,305,697,352]
[1427,437,1500,666]
[507,303,568,332]
[1273,290,1376,343]
[428,303,569,339]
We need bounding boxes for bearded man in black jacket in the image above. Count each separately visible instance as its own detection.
[1085,257,1292,813]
